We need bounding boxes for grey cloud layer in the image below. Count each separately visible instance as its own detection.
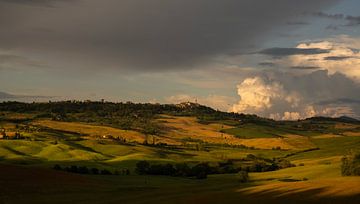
[0,0,338,71]
[258,48,331,57]
[0,0,73,7]
[313,11,360,28]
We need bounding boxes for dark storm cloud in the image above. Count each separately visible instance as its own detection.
[313,12,345,19]
[312,12,360,28]
[345,15,360,26]
[286,21,309,25]
[258,62,276,67]
[0,0,339,71]
[0,0,73,7]
[258,48,331,57]
[324,56,354,61]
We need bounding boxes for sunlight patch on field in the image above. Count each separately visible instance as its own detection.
[311,134,343,139]
[240,177,360,197]
[241,156,360,198]
[158,116,313,150]
[283,134,317,149]
[343,131,360,136]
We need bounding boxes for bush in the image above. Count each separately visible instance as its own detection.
[78,166,89,174]
[175,163,191,177]
[136,161,150,175]
[237,171,249,183]
[53,164,62,170]
[68,165,78,173]
[101,169,112,175]
[341,151,360,176]
[274,159,296,169]
[195,171,207,179]
[191,163,211,179]
[91,168,99,175]
[148,164,175,176]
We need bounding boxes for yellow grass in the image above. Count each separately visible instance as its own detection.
[241,156,360,198]
[158,116,313,150]
[240,177,360,197]
[32,120,147,143]
[33,116,319,150]
[312,134,343,139]
[343,131,360,136]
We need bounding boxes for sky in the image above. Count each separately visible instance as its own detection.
[1,0,360,120]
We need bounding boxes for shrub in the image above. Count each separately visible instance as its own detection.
[147,163,176,176]
[341,151,360,176]
[68,165,78,173]
[191,163,211,179]
[237,171,249,183]
[274,159,296,169]
[78,166,89,174]
[91,168,99,175]
[175,163,191,177]
[195,171,207,179]
[53,164,62,171]
[101,169,112,175]
[135,161,150,175]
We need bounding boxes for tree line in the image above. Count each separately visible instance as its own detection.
[135,155,295,179]
[53,164,130,176]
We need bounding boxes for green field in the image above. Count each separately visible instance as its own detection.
[0,102,360,203]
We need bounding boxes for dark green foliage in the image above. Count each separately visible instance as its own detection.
[174,163,192,177]
[274,158,296,169]
[191,163,212,179]
[91,168,99,175]
[68,165,78,173]
[0,101,275,135]
[341,151,360,176]
[54,165,116,176]
[100,169,112,175]
[148,164,176,176]
[78,166,89,174]
[53,164,62,171]
[237,171,249,183]
[135,161,150,175]
[135,161,211,179]
[243,154,295,172]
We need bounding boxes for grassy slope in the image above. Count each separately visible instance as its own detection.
[1,162,360,204]
[1,115,360,203]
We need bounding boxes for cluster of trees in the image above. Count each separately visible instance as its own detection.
[135,161,214,179]
[341,151,360,176]
[135,156,295,179]
[53,164,130,176]
[0,101,272,134]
